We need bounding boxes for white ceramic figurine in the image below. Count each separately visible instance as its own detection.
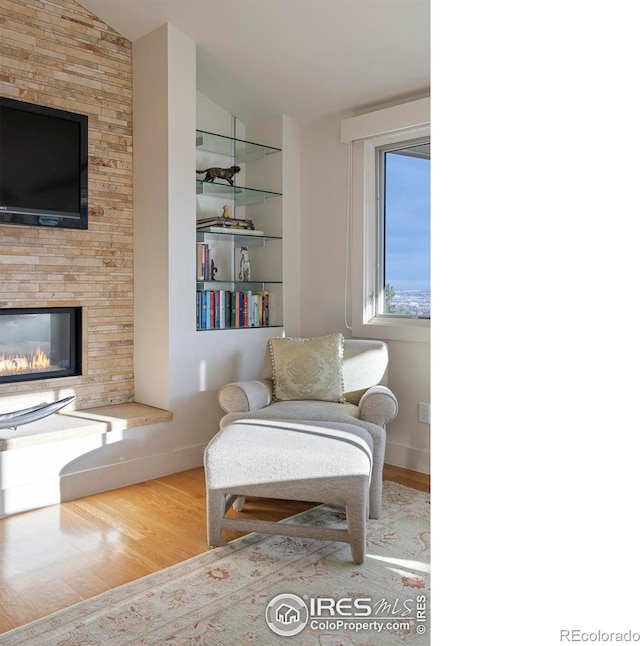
[238,246,251,281]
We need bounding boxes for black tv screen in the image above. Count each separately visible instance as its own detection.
[0,97,88,229]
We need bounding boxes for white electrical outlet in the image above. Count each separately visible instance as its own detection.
[418,402,430,424]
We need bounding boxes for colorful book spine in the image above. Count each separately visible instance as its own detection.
[219,290,226,329]
[196,243,204,280]
[201,291,208,329]
[252,294,259,327]
[243,291,251,327]
[231,292,237,327]
[225,291,231,328]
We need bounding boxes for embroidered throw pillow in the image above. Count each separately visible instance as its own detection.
[269,333,345,402]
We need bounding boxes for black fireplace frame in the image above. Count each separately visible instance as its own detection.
[0,306,82,384]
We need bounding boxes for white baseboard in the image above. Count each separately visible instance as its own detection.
[385,440,430,474]
[1,440,430,519]
[0,444,207,519]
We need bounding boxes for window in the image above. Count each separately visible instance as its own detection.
[377,138,430,320]
[341,97,430,343]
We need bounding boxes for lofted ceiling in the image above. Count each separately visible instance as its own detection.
[75,0,430,125]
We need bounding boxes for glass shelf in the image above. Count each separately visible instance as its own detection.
[197,280,283,287]
[196,230,281,247]
[198,324,283,332]
[196,180,282,206]
[196,130,281,163]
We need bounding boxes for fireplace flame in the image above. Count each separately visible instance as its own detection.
[0,348,51,375]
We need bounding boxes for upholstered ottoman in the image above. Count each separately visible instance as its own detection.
[204,419,373,563]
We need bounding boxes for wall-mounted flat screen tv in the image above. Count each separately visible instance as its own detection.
[0,97,88,230]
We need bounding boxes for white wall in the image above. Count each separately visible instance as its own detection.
[299,107,430,473]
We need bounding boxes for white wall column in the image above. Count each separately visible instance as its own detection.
[133,24,196,409]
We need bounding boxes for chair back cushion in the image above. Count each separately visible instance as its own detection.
[262,337,389,405]
[341,339,389,404]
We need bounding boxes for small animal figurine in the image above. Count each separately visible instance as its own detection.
[221,204,231,219]
[196,166,241,185]
[238,246,251,281]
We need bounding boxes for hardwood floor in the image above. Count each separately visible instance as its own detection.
[0,465,429,634]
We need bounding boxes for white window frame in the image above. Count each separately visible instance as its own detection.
[341,98,430,343]
[375,133,430,320]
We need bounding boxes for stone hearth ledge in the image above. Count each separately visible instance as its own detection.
[0,403,173,451]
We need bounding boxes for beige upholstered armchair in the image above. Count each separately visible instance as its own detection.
[217,336,398,519]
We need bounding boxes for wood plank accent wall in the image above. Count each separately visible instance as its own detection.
[0,0,134,408]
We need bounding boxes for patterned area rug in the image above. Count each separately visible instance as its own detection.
[0,482,429,645]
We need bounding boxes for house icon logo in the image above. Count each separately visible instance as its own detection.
[265,593,309,636]
[276,603,300,625]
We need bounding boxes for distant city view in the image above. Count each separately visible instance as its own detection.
[388,287,431,319]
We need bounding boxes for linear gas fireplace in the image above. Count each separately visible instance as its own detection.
[0,307,82,384]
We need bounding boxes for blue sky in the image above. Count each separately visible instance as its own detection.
[384,152,430,292]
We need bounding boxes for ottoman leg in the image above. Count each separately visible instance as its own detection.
[206,489,225,548]
[346,485,368,564]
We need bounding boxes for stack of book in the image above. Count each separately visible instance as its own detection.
[196,216,263,236]
[197,290,270,330]
[196,242,216,281]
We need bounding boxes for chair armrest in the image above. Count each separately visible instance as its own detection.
[358,385,399,427]
[218,379,273,414]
